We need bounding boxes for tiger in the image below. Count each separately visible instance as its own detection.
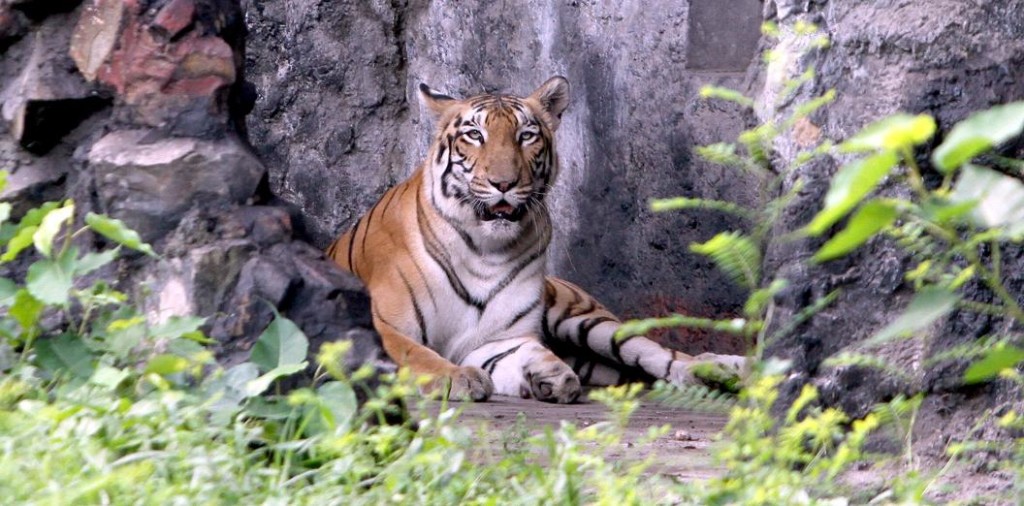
[326,76,746,403]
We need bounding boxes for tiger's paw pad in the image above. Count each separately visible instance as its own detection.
[522,360,582,404]
[440,366,494,402]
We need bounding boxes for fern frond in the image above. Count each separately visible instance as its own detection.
[923,334,1019,368]
[787,89,837,126]
[649,196,756,220]
[646,380,737,413]
[690,231,761,289]
[821,352,911,382]
[738,124,778,173]
[694,142,748,170]
[615,314,756,340]
[699,85,754,108]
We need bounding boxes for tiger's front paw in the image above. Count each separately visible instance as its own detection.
[523,359,582,404]
[428,366,493,402]
[667,354,746,393]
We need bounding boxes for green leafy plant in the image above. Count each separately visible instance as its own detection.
[628,19,1023,502]
[803,103,1024,383]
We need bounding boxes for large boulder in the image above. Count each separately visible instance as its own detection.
[89,130,264,241]
[141,205,388,374]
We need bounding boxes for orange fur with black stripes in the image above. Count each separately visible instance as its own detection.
[327,77,745,403]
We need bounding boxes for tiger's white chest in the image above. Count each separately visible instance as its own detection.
[416,226,547,364]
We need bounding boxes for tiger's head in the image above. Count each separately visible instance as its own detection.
[418,77,570,241]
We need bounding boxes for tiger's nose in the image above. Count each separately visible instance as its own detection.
[489,178,519,193]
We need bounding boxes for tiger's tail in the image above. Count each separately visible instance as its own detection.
[542,276,747,386]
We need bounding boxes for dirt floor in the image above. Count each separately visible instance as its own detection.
[418,394,1019,504]
[420,393,730,481]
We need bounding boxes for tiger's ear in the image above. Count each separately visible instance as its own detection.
[529,76,570,131]
[418,83,457,117]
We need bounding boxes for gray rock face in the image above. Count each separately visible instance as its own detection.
[142,205,389,377]
[244,0,765,353]
[0,0,385,384]
[241,0,1022,464]
[757,0,1024,452]
[89,130,265,241]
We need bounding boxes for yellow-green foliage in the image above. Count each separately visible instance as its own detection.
[702,375,879,505]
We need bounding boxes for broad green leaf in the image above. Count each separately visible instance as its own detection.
[963,346,1024,384]
[84,213,156,257]
[690,232,761,289]
[306,381,359,434]
[813,200,898,262]
[251,314,309,372]
[35,334,96,379]
[921,197,977,224]
[203,362,260,425]
[0,277,17,306]
[866,288,959,346]
[103,316,146,357]
[25,253,75,305]
[75,248,119,276]
[32,202,74,258]
[89,365,130,391]
[0,203,10,228]
[0,201,58,244]
[224,362,260,396]
[841,114,936,153]
[167,339,211,362]
[805,151,899,235]
[244,397,297,420]
[78,281,128,307]
[933,102,1024,173]
[149,316,207,341]
[144,354,190,376]
[950,164,1024,237]
[10,289,43,332]
[2,225,37,262]
[244,362,308,397]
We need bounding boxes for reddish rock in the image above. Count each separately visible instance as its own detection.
[69,0,125,81]
[152,0,194,39]
[71,0,238,127]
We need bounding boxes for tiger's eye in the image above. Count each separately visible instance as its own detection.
[519,132,536,143]
[466,130,483,142]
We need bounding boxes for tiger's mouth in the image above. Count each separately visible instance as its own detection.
[477,200,526,222]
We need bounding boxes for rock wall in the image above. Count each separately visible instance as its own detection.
[758,0,1024,459]
[0,0,386,376]
[4,0,1021,455]
[243,0,766,354]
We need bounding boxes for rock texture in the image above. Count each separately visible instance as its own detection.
[757,0,1024,461]
[243,0,766,354]
[89,130,263,241]
[143,205,388,374]
[0,0,381,378]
